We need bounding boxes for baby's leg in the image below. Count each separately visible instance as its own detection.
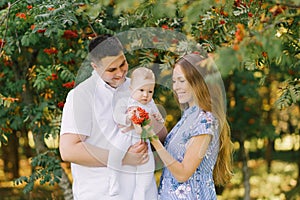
[108,131,133,196]
[132,142,155,200]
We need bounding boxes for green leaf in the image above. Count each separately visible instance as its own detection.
[152,1,177,18]
[21,32,40,46]
[215,47,239,77]
[288,85,297,103]
[114,0,140,15]
[85,2,106,20]
[183,0,214,31]
[60,69,75,81]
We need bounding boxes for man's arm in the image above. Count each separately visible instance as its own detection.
[59,133,108,167]
[59,133,149,167]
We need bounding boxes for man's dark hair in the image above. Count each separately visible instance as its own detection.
[88,34,123,63]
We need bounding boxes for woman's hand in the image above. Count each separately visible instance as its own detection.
[149,114,167,140]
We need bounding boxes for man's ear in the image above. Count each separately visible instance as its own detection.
[91,62,98,70]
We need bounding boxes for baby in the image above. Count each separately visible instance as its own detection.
[109,67,164,200]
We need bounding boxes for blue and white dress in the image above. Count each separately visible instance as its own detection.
[158,106,219,200]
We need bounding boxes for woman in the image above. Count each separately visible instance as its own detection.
[146,53,233,199]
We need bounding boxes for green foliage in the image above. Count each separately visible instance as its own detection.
[0,0,299,196]
[0,0,110,192]
[215,47,240,76]
[14,150,62,193]
[276,79,300,109]
[227,69,262,140]
[183,0,226,31]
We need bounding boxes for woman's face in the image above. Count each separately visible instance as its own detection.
[172,64,195,107]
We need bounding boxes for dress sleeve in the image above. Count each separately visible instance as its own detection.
[190,111,217,137]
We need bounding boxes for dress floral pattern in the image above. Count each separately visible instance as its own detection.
[158,106,219,200]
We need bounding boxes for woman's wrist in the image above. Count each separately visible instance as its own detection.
[149,134,159,142]
[150,135,164,152]
[147,128,158,142]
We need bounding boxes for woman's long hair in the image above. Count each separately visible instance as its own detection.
[175,53,233,186]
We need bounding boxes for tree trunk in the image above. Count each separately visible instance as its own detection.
[11,131,19,178]
[2,131,19,179]
[33,132,73,199]
[296,136,300,187]
[285,120,300,199]
[58,167,73,200]
[265,139,274,173]
[22,75,73,199]
[22,130,33,159]
[240,141,251,200]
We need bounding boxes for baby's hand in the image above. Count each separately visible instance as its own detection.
[152,113,164,124]
[126,106,138,119]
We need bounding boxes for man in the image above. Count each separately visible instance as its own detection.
[59,34,152,199]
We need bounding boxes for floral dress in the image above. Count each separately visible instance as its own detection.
[158,106,219,200]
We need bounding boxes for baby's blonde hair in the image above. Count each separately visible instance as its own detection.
[130,67,155,91]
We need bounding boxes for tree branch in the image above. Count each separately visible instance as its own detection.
[0,0,24,57]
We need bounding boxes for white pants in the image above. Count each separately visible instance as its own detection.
[108,131,156,199]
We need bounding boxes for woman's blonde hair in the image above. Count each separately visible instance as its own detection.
[175,53,233,186]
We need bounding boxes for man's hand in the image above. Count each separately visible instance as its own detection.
[122,141,149,166]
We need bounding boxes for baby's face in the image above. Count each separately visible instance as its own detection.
[131,84,155,105]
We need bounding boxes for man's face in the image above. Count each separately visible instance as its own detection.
[93,53,129,88]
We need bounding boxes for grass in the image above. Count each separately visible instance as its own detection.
[219,159,300,200]
[0,159,299,199]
